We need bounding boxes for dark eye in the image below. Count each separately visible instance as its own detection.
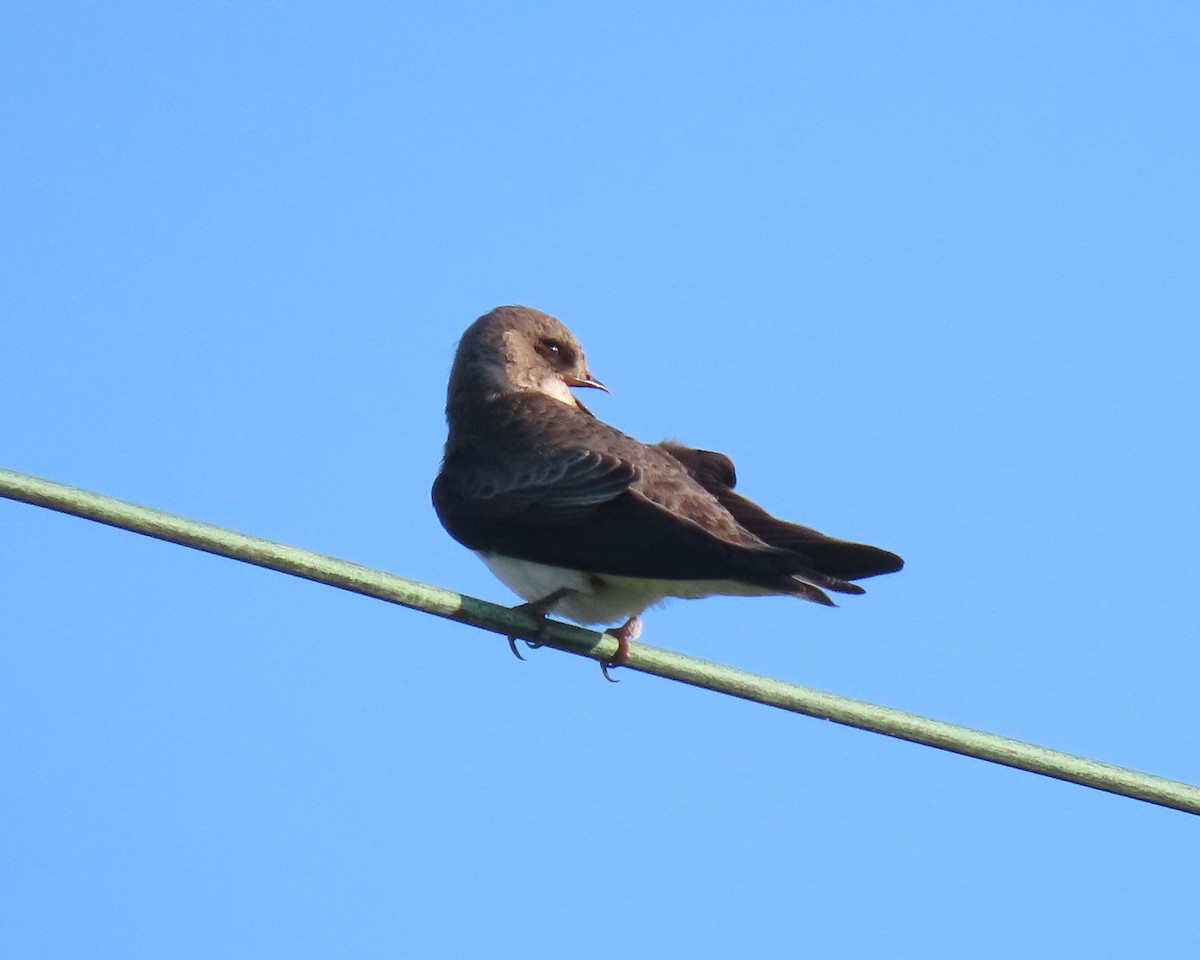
[538,338,572,364]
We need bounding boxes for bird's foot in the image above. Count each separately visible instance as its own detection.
[506,588,574,661]
[600,616,642,682]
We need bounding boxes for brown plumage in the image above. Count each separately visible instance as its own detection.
[432,305,903,638]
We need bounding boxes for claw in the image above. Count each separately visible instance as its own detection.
[506,588,573,661]
[506,635,548,661]
[599,616,642,681]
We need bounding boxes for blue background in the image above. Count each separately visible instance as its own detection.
[4,3,1198,956]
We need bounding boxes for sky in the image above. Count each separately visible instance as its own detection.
[3,2,1199,956]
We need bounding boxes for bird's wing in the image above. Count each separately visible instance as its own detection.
[434,396,885,600]
[434,447,640,526]
[658,441,905,581]
[656,441,738,489]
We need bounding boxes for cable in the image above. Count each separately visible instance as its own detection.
[2,466,1197,815]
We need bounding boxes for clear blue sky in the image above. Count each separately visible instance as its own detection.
[4,3,1198,957]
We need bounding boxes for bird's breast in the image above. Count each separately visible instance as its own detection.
[476,552,774,627]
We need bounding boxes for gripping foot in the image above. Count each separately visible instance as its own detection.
[599,616,642,682]
[506,588,574,661]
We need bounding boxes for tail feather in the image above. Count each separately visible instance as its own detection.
[789,577,837,606]
[659,439,905,588]
[720,491,903,581]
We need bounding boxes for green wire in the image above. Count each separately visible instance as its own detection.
[3,466,1197,816]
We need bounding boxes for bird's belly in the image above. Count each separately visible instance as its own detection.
[477,553,773,627]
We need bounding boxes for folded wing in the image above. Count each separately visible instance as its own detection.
[657,441,905,581]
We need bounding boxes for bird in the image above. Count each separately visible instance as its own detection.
[431,305,903,676]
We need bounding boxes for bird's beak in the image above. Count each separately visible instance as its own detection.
[566,371,609,392]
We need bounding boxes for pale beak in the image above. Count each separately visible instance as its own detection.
[566,371,609,392]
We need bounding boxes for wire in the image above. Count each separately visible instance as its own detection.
[2,465,1197,815]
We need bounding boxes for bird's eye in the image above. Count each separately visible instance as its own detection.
[538,338,574,365]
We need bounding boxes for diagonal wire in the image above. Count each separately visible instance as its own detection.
[2,465,1198,816]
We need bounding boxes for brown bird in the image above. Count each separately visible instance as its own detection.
[432,305,903,675]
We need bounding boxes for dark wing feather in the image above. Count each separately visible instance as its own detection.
[658,441,905,582]
[434,441,787,583]
[434,394,890,600]
[657,442,738,490]
[433,448,639,526]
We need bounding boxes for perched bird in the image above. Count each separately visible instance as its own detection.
[432,305,903,674]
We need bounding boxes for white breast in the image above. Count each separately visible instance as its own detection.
[476,552,774,627]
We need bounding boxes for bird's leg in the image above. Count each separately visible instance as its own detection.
[600,616,642,682]
[506,588,575,660]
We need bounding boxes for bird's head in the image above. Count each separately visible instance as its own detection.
[447,305,607,410]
